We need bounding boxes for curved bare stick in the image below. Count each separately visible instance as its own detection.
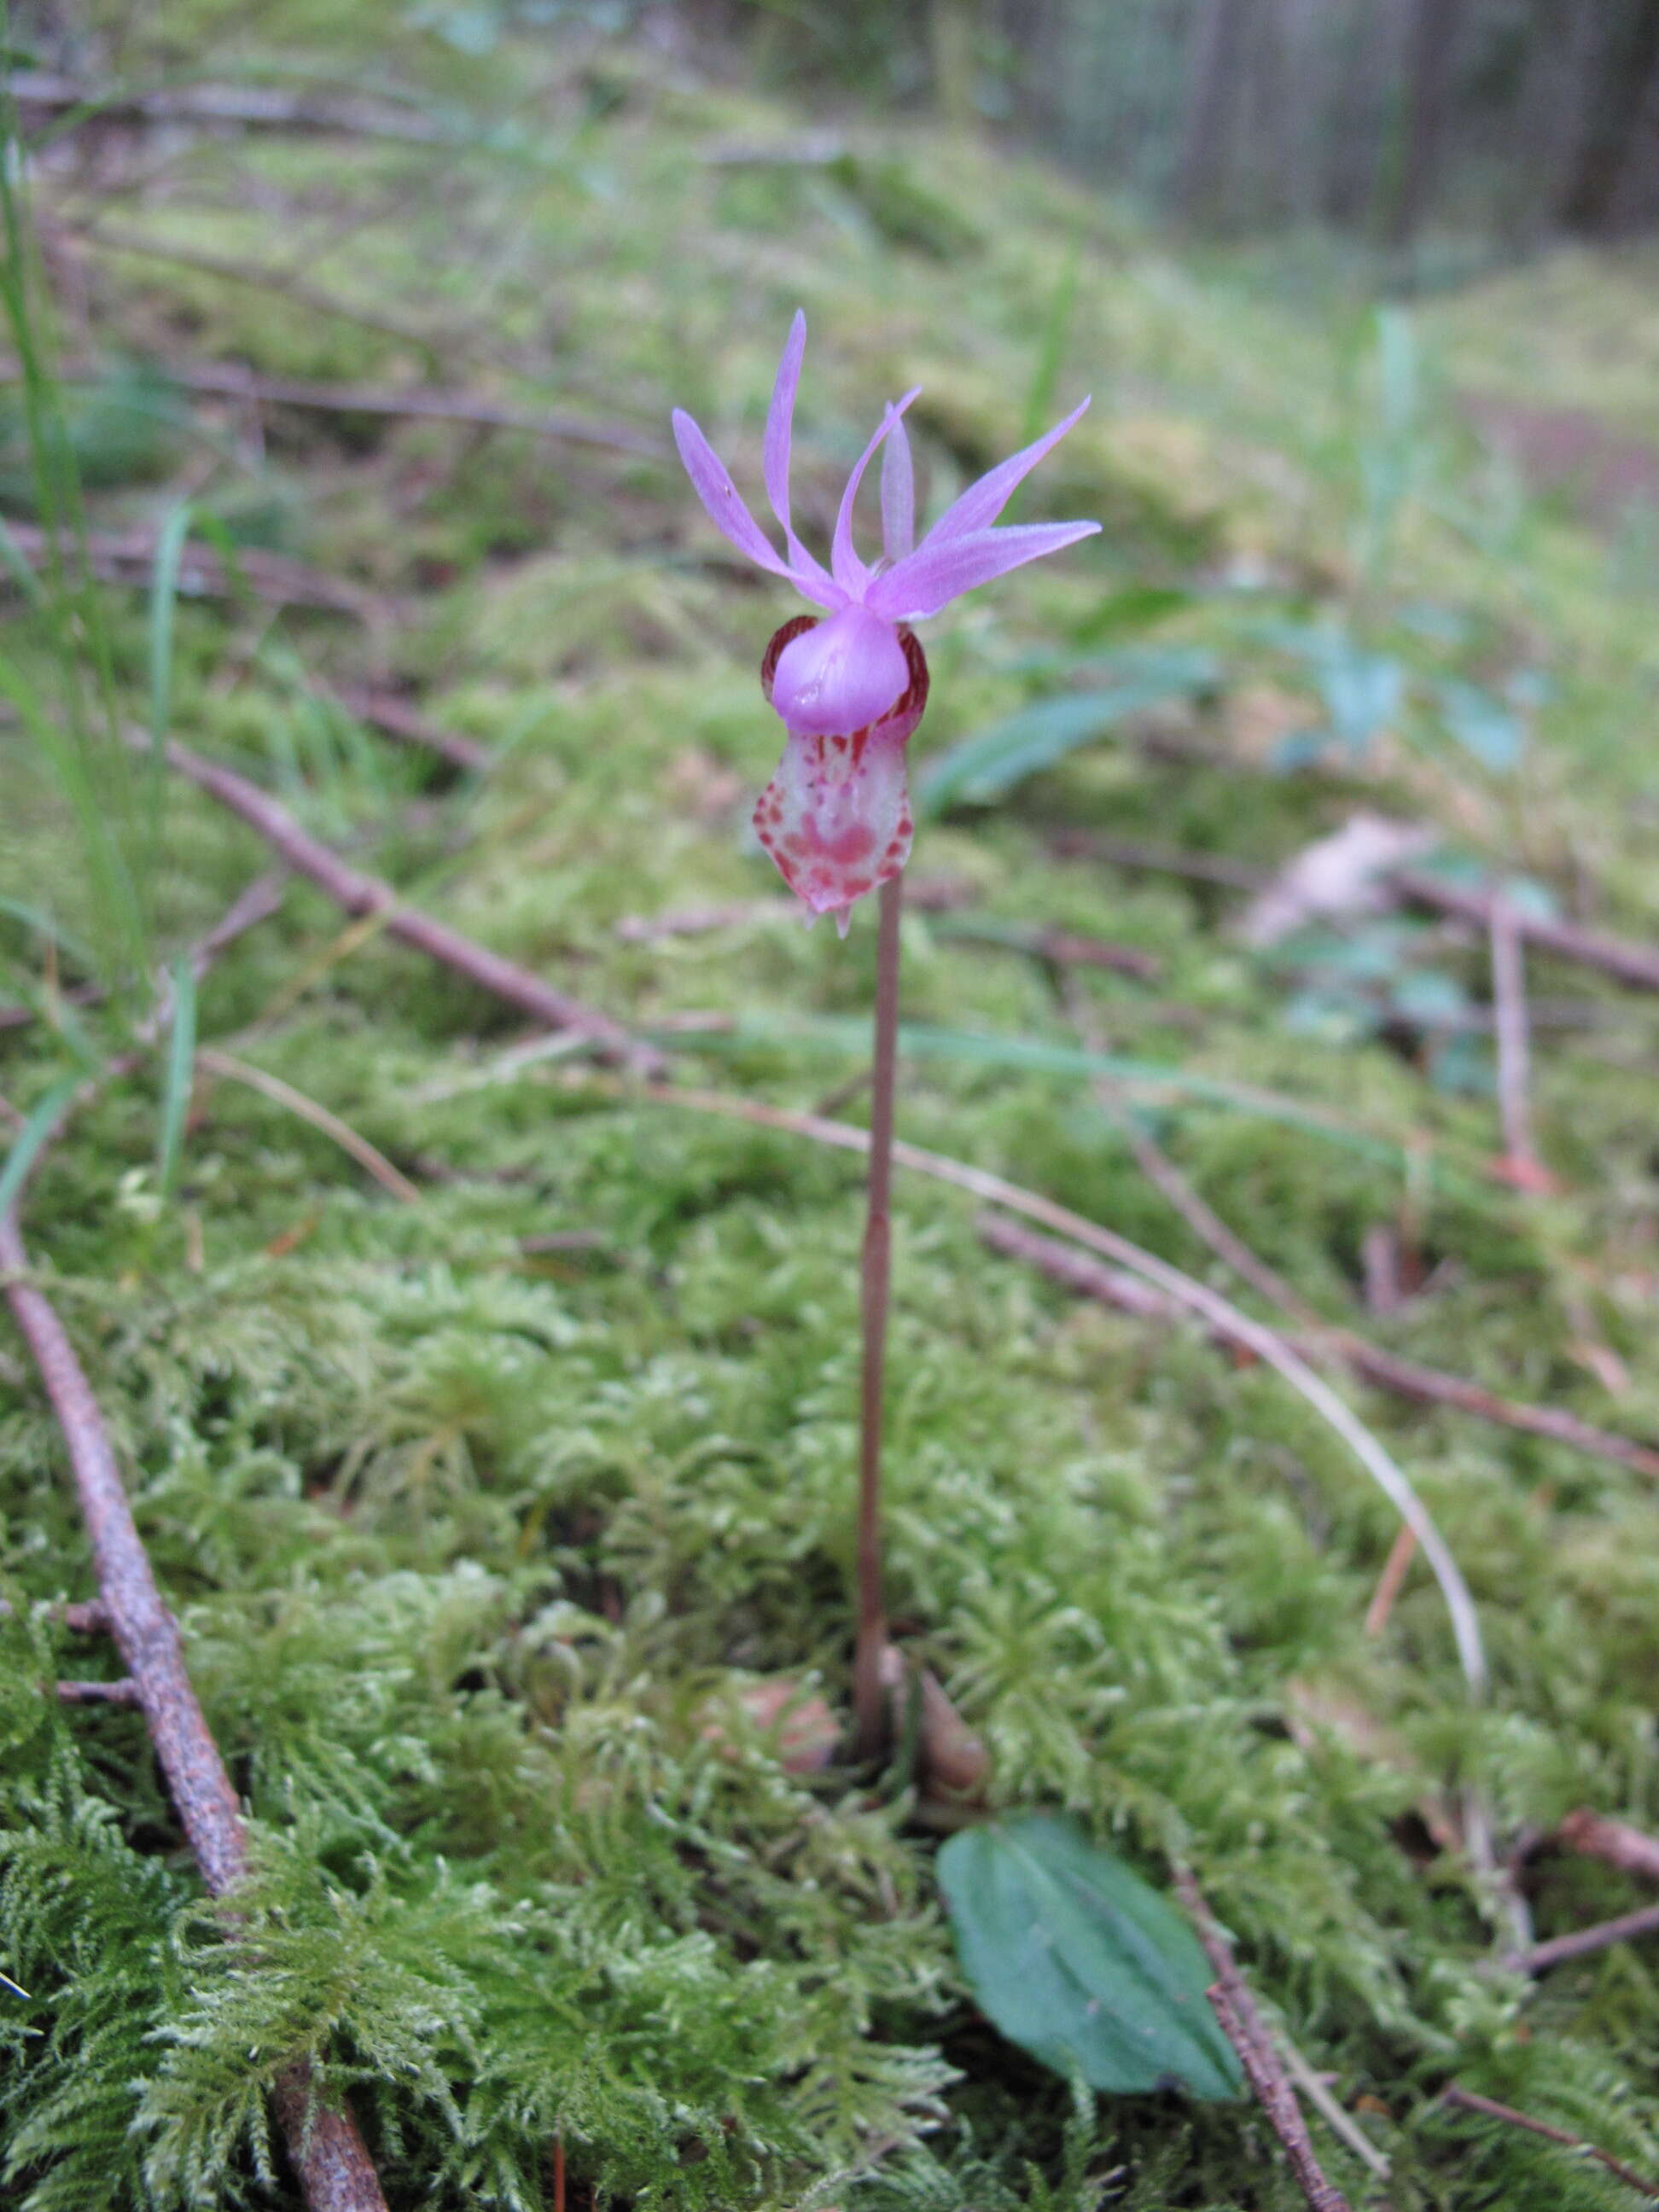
[618,1081,1487,1700]
[0,1211,389,2211]
[148,736,661,1074]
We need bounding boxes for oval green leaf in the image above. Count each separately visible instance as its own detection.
[938,1813,1243,2100]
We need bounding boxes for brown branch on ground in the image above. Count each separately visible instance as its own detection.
[160,360,662,460]
[1173,1868,1355,2212]
[196,1047,422,1202]
[1048,825,1267,891]
[942,920,1161,980]
[1364,1521,1420,1637]
[0,1209,389,2210]
[1394,867,1659,995]
[1439,2084,1659,2198]
[0,873,286,1039]
[1556,1809,1659,1885]
[323,684,492,776]
[1061,971,1315,1321]
[974,1212,1659,1481]
[583,1072,1488,1696]
[1052,829,1659,997]
[150,735,661,1073]
[0,1598,109,1634]
[1506,1900,1659,1975]
[55,1676,141,1705]
[0,521,379,618]
[70,222,449,370]
[10,71,462,144]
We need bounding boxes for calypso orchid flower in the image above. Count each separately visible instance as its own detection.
[672,314,1101,934]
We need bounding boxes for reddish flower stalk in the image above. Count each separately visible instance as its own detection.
[674,316,1098,1755]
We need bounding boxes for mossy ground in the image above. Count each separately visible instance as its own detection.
[3,11,1659,2208]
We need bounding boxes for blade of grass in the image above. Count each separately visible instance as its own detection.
[144,499,193,877]
[154,957,195,1198]
[0,1075,81,1222]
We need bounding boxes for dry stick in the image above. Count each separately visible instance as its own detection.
[196,1047,421,1202]
[324,684,491,776]
[1364,1519,1420,1637]
[1061,972,1316,1323]
[0,873,286,1034]
[618,1081,1487,1698]
[1394,866,1659,996]
[55,1676,140,1705]
[1,521,377,618]
[0,1211,388,2210]
[1440,2084,1659,2199]
[1173,1870,1355,2212]
[1557,1809,1659,1885]
[0,1597,108,1634]
[975,1211,1659,1483]
[151,736,661,1074]
[1059,833,1659,997]
[9,71,463,145]
[853,876,903,1765]
[164,360,662,461]
[1507,1900,1659,1975]
[75,223,450,370]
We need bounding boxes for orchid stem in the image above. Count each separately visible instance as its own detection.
[853,873,903,1763]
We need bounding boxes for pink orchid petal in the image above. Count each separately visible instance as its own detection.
[753,723,915,922]
[672,406,797,580]
[865,519,1101,622]
[769,602,911,738]
[763,311,840,602]
[880,410,915,564]
[919,397,1092,548]
[830,387,922,595]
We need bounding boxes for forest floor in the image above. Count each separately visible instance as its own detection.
[5,11,1659,2210]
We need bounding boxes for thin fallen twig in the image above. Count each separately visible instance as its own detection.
[1439,2083,1659,2198]
[1057,831,1659,996]
[1062,971,1314,1321]
[55,1675,141,1705]
[150,735,660,1073]
[1506,1900,1659,1975]
[0,1210,388,2210]
[940,918,1161,981]
[161,359,662,460]
[589,1078,1487,1698]
[1556,1809,1659,1886]
[1049,826,1267,891]
[73,222,449,370]
[0,874,286,1035]
[1,521,378,618]
[975,1211,1659,1483]
[196,1047,421,1202]
[0,1598,108,1634]
[9,70,463,144]
[1395,866,1659,995]
[1173,1869,1355,2212]
[323,684,491,776]
[1364,1522,1420,1637]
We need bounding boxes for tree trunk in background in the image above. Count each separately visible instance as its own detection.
[1175,0,1255,220]
[1388,0,1468,242]
[932,0,981,131]
[1559,0,1659,231]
